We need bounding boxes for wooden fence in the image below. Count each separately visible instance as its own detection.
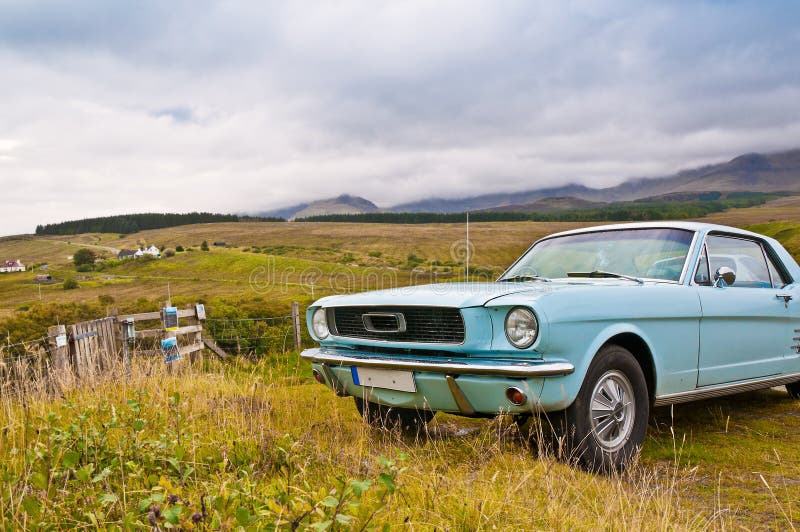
[1,302,305,398]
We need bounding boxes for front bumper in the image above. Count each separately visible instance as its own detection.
[300,347,575,415]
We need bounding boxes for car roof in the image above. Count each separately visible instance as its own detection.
[545,221,764,240]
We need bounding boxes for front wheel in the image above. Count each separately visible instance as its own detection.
[787,381,800,399]
[554,344,649,472]
[354,397,434,434]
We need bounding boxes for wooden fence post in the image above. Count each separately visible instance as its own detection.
[291,301,302,351]
[47,324,71,388]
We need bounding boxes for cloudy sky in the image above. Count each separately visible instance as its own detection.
[2,1,799,234]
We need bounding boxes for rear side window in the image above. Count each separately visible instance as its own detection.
[706,235,771,288]
[766,252,789,288]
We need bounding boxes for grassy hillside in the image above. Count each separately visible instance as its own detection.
[1,196,800,318]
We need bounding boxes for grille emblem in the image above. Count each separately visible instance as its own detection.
[362,312,407,333]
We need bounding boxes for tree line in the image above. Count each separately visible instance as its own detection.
[35,212,284,235]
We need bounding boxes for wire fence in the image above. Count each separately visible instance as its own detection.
[204,315,295,357]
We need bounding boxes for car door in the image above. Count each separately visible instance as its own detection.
[695,234,796,387]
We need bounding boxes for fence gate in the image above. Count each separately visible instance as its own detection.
[69,317,119,379]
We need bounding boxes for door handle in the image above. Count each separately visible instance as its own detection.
[776,293,793,307]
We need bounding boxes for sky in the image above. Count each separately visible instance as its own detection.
[1,0,800,235]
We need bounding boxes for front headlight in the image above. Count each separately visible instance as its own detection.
[312,308,329,339]
[504,307,538,349]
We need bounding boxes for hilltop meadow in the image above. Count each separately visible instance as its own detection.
[0,197,799,529]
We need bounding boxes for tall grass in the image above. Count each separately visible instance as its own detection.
[0,351,759,530]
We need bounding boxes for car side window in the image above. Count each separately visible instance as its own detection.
[694,245,711,286]
[766,251,788,288]
[706,235,772,288]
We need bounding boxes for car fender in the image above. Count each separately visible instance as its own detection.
[579,322,658,389]
[538,323,660,411]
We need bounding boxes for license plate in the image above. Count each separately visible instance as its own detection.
[351,367,416,392]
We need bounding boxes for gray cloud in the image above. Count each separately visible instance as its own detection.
[1,0,800,234]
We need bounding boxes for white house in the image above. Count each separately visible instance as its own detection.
[0,259,25,273]
[134,245,161,258]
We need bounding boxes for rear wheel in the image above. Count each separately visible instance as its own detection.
[787,381,800,399]
[552,344,649,472]
[354,397,434,434]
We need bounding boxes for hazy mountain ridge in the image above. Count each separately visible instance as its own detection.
[259,148,800,218]
[283,194,379,221]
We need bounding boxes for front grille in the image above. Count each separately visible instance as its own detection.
[330,306,465,344]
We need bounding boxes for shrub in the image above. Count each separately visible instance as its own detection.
[200,241,209,251]
[163,248,176,258]
[368,250,383,258]
[175,245,185,252]
[63,279,79,290]
[75,264,94,273]
[73,248,97,268]
[406,254,425,268]
[98,294,115,305]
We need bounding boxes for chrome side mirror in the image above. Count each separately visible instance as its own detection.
[714,266,736,287]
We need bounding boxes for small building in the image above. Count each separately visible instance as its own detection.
[118,249,137,260]
[213,241,227,247]
[134,245,161,258]
[34,274,52,283]
[0,259,25,273]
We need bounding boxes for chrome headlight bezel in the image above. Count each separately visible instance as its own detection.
[312,307,329,339]
[504,306,539,349]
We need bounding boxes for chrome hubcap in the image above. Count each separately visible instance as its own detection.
[590,370,635,452]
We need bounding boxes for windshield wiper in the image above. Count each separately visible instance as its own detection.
[566,270,644,285]
[498,275,550,283]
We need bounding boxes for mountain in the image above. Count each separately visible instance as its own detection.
[258,148,800,217]
[391,148,800,212]
[286,194,379,220]
[479,196,604,213]
[389,184,599,213]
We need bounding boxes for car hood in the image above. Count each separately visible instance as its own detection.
[313,280,633,309]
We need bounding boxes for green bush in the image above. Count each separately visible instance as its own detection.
[73,248,97,268]
[200,241,209,251]
[63,279,80,290]
[175,245,184,252]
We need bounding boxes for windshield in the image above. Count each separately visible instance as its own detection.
[501,228,695,282]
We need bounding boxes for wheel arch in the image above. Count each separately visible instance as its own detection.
[600,332,656,403]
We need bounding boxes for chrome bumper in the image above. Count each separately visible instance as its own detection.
[300,348,575,377]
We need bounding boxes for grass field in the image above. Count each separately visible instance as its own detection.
[1,198,800,528]
[1,356,797,530]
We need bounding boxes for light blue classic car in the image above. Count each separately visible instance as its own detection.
[301,222,800,470]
